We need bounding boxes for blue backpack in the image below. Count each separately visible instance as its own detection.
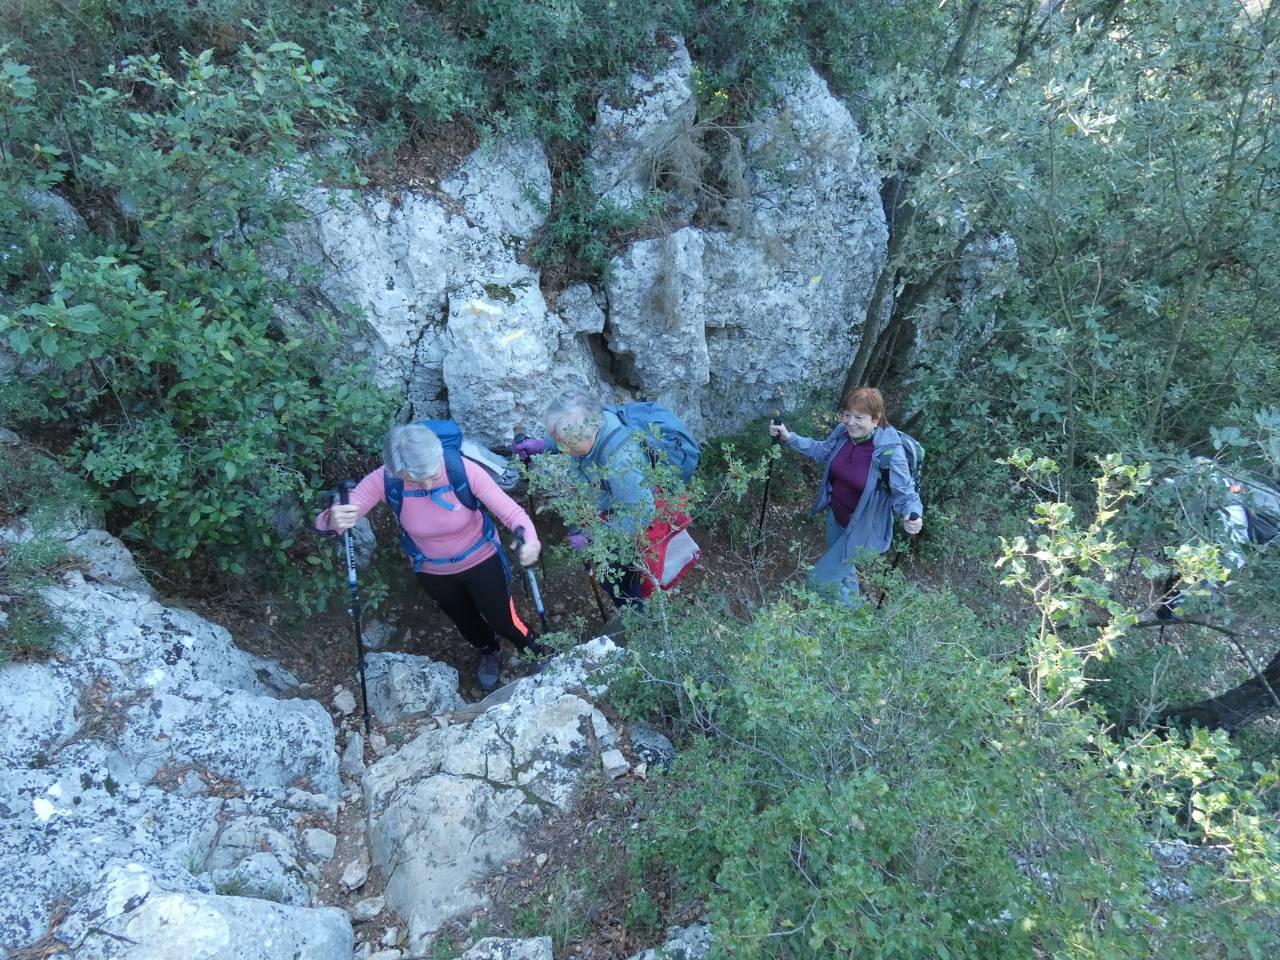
[383,419,508,577]
[598,402,700,484]
[876,431,924,499]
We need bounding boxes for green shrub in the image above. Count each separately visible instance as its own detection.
[618,585,1278,958]
[0,442,98,662]
[0,43,394,610]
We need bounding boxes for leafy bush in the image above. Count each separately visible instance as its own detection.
[0,440,98,662]
[0,43,394,609]
[617,584,1278,958]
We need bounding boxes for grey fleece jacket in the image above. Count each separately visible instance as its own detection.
[786,424,923,560]
[545,409,656,535]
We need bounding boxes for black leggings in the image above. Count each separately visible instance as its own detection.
[599,559,645,609]
[415,552,532,652]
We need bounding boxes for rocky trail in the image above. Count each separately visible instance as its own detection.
[0,489,724,960]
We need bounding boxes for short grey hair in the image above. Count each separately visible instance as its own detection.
[543,389,604,442]
[383,424,444,483]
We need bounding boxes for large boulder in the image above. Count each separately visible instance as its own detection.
[605,67,887,434]
[364,651,466,726]
[67,862,353,960]
[587,36,697,207]
[273,188,458,418]
[0,554,347,953]
[273,59,885,445]
[273,145,606,446]
[362,639,619,953]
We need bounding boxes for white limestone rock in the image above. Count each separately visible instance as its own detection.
[601,748,630,780]
[340,853,370,892]
[271,63,888,449]
[364,651,465,726]
[461,937,554,960]
[303,828,338,862]
[0,558,340,951]
[442,137,552,239]
[67,862,353,960]
[341,731,366,779]
[350,894,386,922]
[604,67,887,435]
[587,37,697,207]
[362,639,620,954]
[626,923,713,960]
[333,687,358,716]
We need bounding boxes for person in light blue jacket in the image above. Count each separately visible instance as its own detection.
[513,389,656,608]
[770,386,923,605]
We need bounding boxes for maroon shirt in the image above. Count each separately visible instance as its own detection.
[829,436,875,529]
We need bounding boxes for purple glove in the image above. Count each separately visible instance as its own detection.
[512,437,546,462]
[568,532,589,551]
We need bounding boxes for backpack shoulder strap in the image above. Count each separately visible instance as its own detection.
[878,446,895,494]
[597,424,633,463]
[384,469,406,519]
[444,448,479,512]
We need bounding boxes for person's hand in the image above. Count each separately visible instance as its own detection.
[769,421,791,443]
[512,437,546,462]
[329,504,359,533]
[903,514,923,536]
[516,539,541,567]
[567,532,589,551]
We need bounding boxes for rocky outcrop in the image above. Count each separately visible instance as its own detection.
[364,651,465,725]
[0,543,349,955]
[274,46,885,446]
[627,923,712,960]
[604,66,886,433]
[460,937,554,960]
[588,38,697,207]
[361,639,619,954]
[273,134,603,446]
[0,501,152,600]
[68,863,352,960]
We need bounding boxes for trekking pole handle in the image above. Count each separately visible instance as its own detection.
[335,482,358,586]
[770,411,782,444]
[909,513,919,522]
[513,527,546,614]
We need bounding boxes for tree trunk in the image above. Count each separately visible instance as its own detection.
[840,0,985,398]
[1159,647,1280,732]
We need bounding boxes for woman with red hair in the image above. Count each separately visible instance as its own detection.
[770,387,923,604]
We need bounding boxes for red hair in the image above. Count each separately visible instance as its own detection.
[840,386,888,427]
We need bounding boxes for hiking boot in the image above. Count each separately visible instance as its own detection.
[476,646,503,690]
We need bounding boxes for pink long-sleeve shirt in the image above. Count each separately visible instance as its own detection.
[315,461,539,575]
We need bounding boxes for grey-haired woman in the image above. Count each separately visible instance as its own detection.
[315,424,546,690]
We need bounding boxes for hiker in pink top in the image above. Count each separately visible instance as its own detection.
[316,424,547,690]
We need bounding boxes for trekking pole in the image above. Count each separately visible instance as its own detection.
[513,527,549,633]
[587,572,609,624]
[752,412,781,561]
[514,429,549,580]
[877,512,920,609]
[333,482,372,735]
